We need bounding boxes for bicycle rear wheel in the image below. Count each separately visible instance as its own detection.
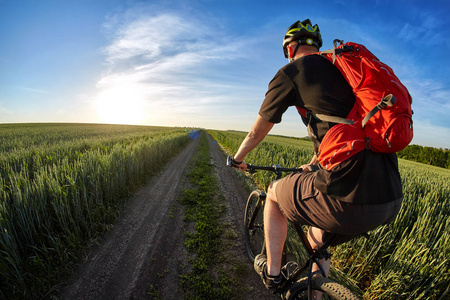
[284,277,360,300]
[244,190,265,262]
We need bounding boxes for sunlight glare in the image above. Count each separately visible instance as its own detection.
[94,85,145,124]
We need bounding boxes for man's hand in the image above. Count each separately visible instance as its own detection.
[300,164,319,173]
[234,160,248,171]
[300,154,320,172]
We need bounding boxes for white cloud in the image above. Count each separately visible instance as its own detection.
[103,14,203,63]
[396,8,447,48]
[93,8,257,126]
[18,86,52,94]
[411,120,450,149]
[398,22,442,47]
[403,78,450,128]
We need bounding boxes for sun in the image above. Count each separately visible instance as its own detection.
[94,85,144,124]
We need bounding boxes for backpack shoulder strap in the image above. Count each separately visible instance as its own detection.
[314,113,355,125]
[362,94,397,128]
[319,39,354,63]
[297,105,355,126]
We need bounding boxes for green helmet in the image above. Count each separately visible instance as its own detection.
[283,19,322,58]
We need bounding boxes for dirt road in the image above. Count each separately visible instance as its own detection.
[56,133,277,299]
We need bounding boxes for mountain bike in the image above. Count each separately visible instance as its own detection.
[227,156,360,300]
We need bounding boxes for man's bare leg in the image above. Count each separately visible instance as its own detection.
[264,180,287,276]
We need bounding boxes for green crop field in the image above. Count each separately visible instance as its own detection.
[1,124,448,299]
[208,129,449,300]
[0,123,191,299]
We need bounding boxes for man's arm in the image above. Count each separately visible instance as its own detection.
[308,153,318,165]
[232,115,274,170]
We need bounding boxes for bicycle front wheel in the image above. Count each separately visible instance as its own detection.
[284,277,360,300]
[244,190,265,262]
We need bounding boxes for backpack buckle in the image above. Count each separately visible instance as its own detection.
[385,137,392,148]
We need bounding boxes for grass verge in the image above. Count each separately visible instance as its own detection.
[178,132,249,299]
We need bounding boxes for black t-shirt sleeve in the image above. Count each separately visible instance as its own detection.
[258,70,297,123]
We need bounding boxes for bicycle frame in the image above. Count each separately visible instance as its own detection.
[282,221,330,298]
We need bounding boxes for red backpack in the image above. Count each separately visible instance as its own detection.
[298,40,413,170]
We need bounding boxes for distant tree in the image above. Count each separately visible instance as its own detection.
[396,144,449,169]
[447,152,450,169]
[421,147,433,165]
[433,148,448,168]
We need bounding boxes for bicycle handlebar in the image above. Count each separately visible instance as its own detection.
[226,156,303,174]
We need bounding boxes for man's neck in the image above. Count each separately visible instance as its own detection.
[293,46,318,60]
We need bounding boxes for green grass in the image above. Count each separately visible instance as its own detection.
[179,132,250,300]
[0,123,191,300]
[208,129,450,300]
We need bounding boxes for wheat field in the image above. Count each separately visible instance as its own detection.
[209,129,449,300]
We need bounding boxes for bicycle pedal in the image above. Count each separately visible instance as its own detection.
[281,261,299,278]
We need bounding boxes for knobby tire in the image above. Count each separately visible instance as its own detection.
[244,190,265,262]
[284,277,360,300]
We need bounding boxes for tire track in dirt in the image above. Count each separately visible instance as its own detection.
[207,134,278,300]
[57,138,199,299]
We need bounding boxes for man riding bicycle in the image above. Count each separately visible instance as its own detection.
[230,19,403,293]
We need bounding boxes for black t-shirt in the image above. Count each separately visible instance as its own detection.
[259,55,402,204]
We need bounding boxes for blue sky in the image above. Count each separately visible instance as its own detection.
[1,0,449,148]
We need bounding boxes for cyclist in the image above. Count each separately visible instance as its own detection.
[230,19,403,294]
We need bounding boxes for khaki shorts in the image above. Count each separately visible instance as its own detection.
[275,172,402,247]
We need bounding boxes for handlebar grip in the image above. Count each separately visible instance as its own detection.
[227,156,244,168]
[226,156,233,167]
